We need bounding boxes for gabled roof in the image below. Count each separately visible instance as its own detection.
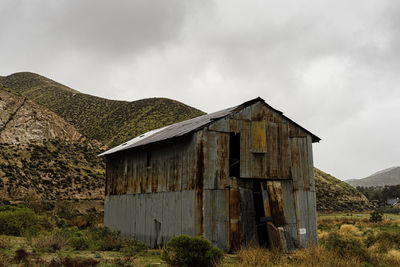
[99,97,320,156]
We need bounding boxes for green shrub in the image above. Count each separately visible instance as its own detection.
[0,205,52,236]
[70,236,90,250]
[370,210,383,223]
[32,232,69,252]
[120,239,147,257]
[323,232,369,261]
[161,235,224,267]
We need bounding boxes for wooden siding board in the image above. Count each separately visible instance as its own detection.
[266,122,279,178]
[278,122,291,179]
[203,130,218,190]
[239,120,251,178]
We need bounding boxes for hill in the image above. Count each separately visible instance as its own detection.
[0,72,205,147]
[0,86,104,205]
[0,86,82,144]
[314,168,373,211]
[346,167,400,187]
[0,72,372,212]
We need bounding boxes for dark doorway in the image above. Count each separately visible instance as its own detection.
[253,181,269,247]
[229,132,240,177]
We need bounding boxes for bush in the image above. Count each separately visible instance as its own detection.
[32,232,69,252]
[89,227,123,251]
[365,232,400,252]
[323,232,369,261]
[120,239,147,257]
[70,236,90,251]
[0,205,52,236]
[161,235,223,267]
[370,210,383,223]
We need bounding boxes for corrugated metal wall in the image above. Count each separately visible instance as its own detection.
[104,101,318,252]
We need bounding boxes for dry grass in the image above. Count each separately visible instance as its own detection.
[337,224,362,239]
[385,249,400,265]
[236,246,364,267]
[237,247,283,267]
[0,235,11,249]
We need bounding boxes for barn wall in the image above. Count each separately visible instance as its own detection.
[104,133,205,248]
[205,102,317,251]
[104,190,199,248]
[104,101,318,252]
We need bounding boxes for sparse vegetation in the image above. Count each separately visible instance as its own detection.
[314,168,373,212]
[161,235,224,267]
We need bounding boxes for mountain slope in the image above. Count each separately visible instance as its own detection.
[314,168,372,211]
[346,167,400,187]
[0,140,104,201]
[0,86,104,201]
[0,87,82,144]
[0,72,205,147]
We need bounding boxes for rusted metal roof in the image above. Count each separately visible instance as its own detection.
[99,97,320,156]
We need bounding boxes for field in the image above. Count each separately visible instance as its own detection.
[1,206,400,267]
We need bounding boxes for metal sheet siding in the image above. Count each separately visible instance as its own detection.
[104,191,199,248]
[290,137,318,247]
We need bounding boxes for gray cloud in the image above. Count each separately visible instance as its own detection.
[0,0,399,180]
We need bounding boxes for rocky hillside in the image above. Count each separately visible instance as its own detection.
[0,72,204,147]
[0,86,104,203]
[0,87,82,144]
[315,168,373,211]
[346,167,400,187]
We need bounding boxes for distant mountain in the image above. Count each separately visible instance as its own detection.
[346,167,400,187]
[314,168,372,211]
[0,72,205,147]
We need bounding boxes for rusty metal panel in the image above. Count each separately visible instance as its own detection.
[203,189,230,251]
[280,180,299,250]
[266,122,278,178]
[217,132,229,188]
[307,135,316,192]
[202,130,217,190]
[278,123,291,178]
[229,187,241,252]
[240,120,251,178]
[290,137,318,247]
[238,183,257,247]
[181,140,195,190]
[208,116,230,132]
[266,181,285,227]
[251,120,267,152]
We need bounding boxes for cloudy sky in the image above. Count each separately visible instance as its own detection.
[1,0,399,180]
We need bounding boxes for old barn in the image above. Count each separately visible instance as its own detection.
[100,97,320,252]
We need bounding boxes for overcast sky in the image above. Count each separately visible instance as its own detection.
[1,0,399,180]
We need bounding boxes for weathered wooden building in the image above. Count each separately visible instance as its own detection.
[100,97,320,252]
